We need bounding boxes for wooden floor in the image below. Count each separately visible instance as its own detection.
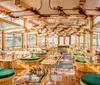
[55,74,80,85]
[44,73,80,85]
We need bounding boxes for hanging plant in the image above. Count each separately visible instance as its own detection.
[54,6,69,18]
[38,29,42,34]
[73,6,88,18]
[24,7,50,18]
[70,32,76,35]
[0,10,19,18]
[96,7,100,11]
[59,25,71,33]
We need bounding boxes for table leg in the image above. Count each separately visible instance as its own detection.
[45,65,54,85]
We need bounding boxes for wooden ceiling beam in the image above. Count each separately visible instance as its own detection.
[0,18,21,26]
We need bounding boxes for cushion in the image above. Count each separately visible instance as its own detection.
[74,53,84,56]
[81,74,100,85]
[21,56,40,61]
[76,58,86,63]
[58,46,70,48]
[0,68,15,79]
[32,52,48,55]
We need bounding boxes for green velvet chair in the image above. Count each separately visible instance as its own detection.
[74,53,84,56]
[81,74,100,85]
[0,68,15,79]
[21,56,40,61]
[0,68,15,85]
[21,56,40,67]
[76,58,86,63]
[74,58,87,81]
[58,46,70,48]
[32,52,48,55]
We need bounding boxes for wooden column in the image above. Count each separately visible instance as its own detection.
[36,34,40,47]
[83,29,86,49]
[90,16,94,62]
[2,31,5,50]
[69,36,71,45]
[52,36,54,45]
[78,34,80,49]
[90,16,94,53]
[24,18,28,51]
[64,36,66,45]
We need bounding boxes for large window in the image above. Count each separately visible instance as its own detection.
[28,35,36,46]
[93,35,100,47]
[5,34,21,48]
[98,35,100,47]
[80,35,83,47]
[66,37,69,45]
[48,36,53,44]
[54,36,58,44]
[47,36,58,45]
[13,34,21,47]
[5,34,13,48]
[71,35,75,44]
[59,37,64,45]
[40,35,45,45]
[86,34,90,47]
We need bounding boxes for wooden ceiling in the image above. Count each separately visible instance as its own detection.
[0,0,100,35]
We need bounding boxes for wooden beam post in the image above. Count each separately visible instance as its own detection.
[52,36,54,45]
[90,16,94,62]
[36,34,40,47]
[64,36,66,45]
[83,29,86,49]
[58,36,60,45]
[90,16,94,53]
[24,18,28,51]
[2,31,5,50]
[69,36,71,45]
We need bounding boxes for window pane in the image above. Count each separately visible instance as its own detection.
[80,36,83,46]
[86,34,90,46]
[66,37,69,45]
[5,34,13,48]
[40,35,45,45]
[98,36,100,47]
[54,36,58,44]
[28,35,36,46]
[59,37,64,45]
[48,36,53,44]
[14,34,21,47]
[71,35,75,44]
